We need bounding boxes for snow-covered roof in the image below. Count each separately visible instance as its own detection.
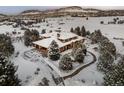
[33,32,84,48]
[33,37,63,48]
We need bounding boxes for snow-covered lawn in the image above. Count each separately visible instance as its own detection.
[46,52,94,75]
[23,47,94,76]
[11,41,63,86]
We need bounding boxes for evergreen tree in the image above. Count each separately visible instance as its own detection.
[24,30,32,46]
[0,53,21,86]
[71,47,77,57]
[72,43,87,57]
[97,50,114,73]
[42,29,46,34]
[103,56,124,86]
[100,36,109,43]
[100,21,104,24]
[81,44,87,55]
[31,29,39,41]
[24,36,32,46]
[86,31,90,36]
[70,27,74,33]
[86,17,88,20]
[74,48,85,63]
[99,39,116,57]
[59,54,73,71]
[90,30,102,44]
[122,41,124,46]
[81,26,86,36]
[71,42,81,57]
[24,30,31,37]
[24,29,39,46]
[75,26,81,36]
[48,40,60,61]
[0,34,14,56]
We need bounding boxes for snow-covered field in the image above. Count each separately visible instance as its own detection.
[1,16,124,85]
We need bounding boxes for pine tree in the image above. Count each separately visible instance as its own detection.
[72,43,87,57]
[24,37,31,46]
[99,39,116,57]
[24,29,39,46]
[31,29,39,41]
[71,42,81,57]
[71,47,77,57]
[24,30,31,36]
[90,30,102,44]
[97,50,114,73]
[122,41,124,46]
[42,29,46,34]
[24,30,32,46]
[0,53,21,86]
[81,26,86,36]
[75,26,81,36]
[59,54,73,71]
[86,31,90,36]
[103,56,124,86]
[70,27,74,33]
[74,48,85,63]
[81,44,87,55]
[0,34,14,56]
[48,40,60,61]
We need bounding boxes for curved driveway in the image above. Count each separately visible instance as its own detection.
[62,51,97,80]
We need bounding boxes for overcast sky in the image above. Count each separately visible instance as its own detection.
[0,6,62,14]
[1,6,124,15]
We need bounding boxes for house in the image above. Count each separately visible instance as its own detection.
[32,31,85,55]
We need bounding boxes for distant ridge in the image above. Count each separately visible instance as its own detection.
[57,6,83,10]
[0,13,7,17]
[7,6,124,17]
[21,9,41,13]
[20,6,100,16]
[20,9,42,15]
[20,6,83,15]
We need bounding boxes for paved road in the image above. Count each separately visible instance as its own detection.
[62,51,97,80]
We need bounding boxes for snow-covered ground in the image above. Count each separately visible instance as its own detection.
[1,16,124,85]
[11,41,64,86]
[64,39,103,86]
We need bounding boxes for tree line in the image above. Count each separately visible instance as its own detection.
[0,34,21,86]
[90,30,124,85]
[70,26,90,37]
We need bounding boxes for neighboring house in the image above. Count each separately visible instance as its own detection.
[33,31,85,55]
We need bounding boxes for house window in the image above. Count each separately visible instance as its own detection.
[36,45,39,49]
